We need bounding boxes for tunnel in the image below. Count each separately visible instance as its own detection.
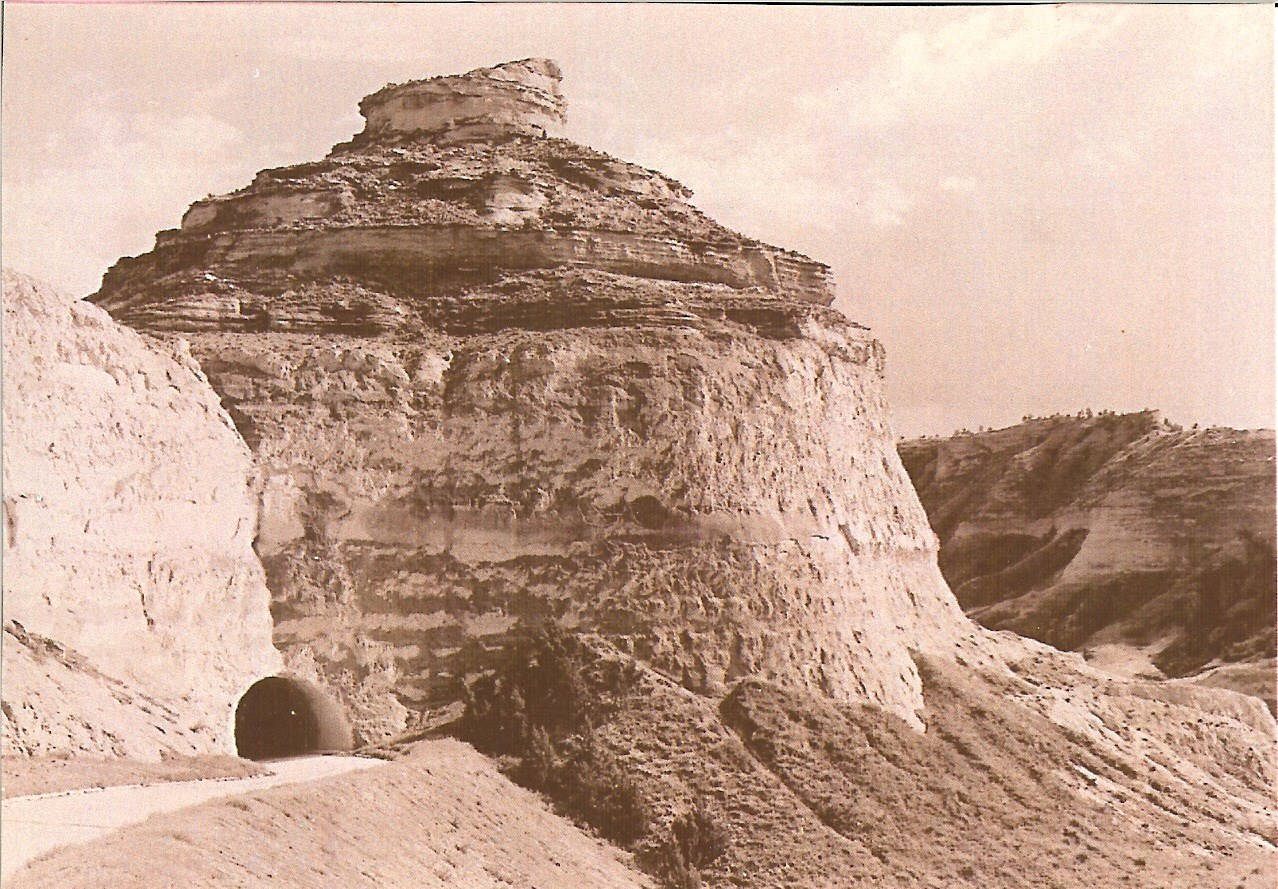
[233,676,354,760]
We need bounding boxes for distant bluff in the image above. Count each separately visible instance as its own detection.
[899,411,1276,708]
[92,59,972,741]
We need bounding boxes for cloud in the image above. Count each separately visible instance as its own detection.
[2,4,1270,435]
[859,176,915,228]
[808,7,1128,131]
[938,176,977,194]
[3,94,256,294]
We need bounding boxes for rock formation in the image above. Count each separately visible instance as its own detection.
[91,59,965,741]
[27,59,1277,888]
[2,269,280,758]
[899,411,1277,708]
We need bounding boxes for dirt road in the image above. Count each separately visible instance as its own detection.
[1,754,382,880]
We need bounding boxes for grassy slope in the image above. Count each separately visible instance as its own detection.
[461,633,1276,889]
[9,636,1274,889]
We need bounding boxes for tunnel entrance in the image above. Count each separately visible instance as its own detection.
[235,677,320,760]
[234,675,354,760]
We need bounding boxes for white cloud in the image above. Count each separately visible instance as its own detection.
[938,176,977,194]
[860,176,914,228]
[808,6,1128,131]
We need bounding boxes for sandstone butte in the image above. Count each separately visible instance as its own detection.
[6,59,1275,889]
[90,58,973,740]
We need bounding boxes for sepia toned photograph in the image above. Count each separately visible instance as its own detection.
[1,2,1274,887]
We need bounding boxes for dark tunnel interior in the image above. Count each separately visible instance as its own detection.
[234,676,321,761]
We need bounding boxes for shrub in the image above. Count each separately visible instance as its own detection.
[460,675,529,756]
[672,802,729,869]
[460,627,648,844]
[460,628,728,888]
[644,841,700,889]
[555,737,650,845]
[520,724,558,789]
[461,625,595,747]
[641,802,729,889]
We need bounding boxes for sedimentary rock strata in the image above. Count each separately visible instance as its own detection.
[2,269,280,757]
[18,54,1269,889]
[91,60,959,740]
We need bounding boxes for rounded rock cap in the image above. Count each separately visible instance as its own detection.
[359,58,567,141]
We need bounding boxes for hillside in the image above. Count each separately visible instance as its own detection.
[8,739,653,888]
[12,636,1274,889]
[899,412,1276,708]
[451,629,1275,889]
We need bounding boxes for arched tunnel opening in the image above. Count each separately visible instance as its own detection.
[234,676,354,761]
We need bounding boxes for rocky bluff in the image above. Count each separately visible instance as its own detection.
[3,269,280,758]
[92,59,968,742]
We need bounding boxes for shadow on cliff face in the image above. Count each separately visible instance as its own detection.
[945,527,1090,609]
[1154,532,1278,678]
[899,416,1277,713]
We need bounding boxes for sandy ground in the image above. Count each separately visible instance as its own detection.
[1,754,380,881]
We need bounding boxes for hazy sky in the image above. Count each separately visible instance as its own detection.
[3,3,1272,436]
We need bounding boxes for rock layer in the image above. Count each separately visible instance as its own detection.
[91,61,959,740]
[95,60,834,323]
[2,269,280,758]
[359,58,569,141]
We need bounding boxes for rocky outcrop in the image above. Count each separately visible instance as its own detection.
[95,60,834,321]
[2,269,280,758]
[899,412,1277,707]
[91,61,959,741]
[49,58,1278,888]
[359,58,568,141]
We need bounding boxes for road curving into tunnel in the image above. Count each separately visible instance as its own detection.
[1,754,383,881]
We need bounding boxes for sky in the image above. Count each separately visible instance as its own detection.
[2,3,1273,437]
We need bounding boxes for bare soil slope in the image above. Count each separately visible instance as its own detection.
[8,740,651,889]
[11,635,1271,889]
[456,631,1275,889]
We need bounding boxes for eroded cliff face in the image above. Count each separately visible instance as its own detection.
[202,277,964,730]
[899,412,1277,708]
[91,61,963,740]
[2,269,280,758]
[58,59,1276,887]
